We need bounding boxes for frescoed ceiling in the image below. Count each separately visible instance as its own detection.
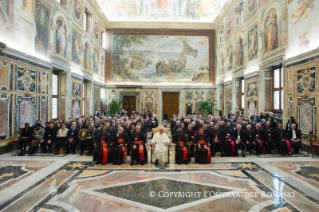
[96,0,228,23]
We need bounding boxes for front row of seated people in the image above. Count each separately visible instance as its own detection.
[18,120,302,165]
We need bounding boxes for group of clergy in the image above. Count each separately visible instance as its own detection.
[17,113,302,166]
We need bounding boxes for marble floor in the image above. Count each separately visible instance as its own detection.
[1,149,319,212]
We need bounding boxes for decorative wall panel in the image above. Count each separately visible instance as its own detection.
[72,99,81,118]
[288,71,294,95]
[60,73,66,96]
[0,94,12,140]
[264,80,272,111]
[195,91,204,101]
[247,100,257,118]
[247,81,257,97]
[297,97,316,135]
[0,61,13,91]
[16,67,36,92]
[72,81,81,97]
[288,97,294,118]
[297,67,316,93]
[15,95,37,131]
[59,98,66,120]
[185,91,193,101]
[206,91,214,102]
[145,91,153,101]
[39,96,48,126]
[39,72,48,94]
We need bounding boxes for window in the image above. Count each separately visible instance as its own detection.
[102,31,107,50]
[84,9,91,32]
[52,72,59,120]
[240,79,244,110]
[272,65,283,112]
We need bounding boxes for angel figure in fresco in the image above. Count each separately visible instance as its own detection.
[236,38,243,67]
[291,0,314,25]
[84,42,91,71]
[74,35,81,64]
[265,12,277,54]
[56,20,66,57]
[248,27,257,59]
[247,0,257,14]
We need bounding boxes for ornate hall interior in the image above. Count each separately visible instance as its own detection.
[0,0,319,211]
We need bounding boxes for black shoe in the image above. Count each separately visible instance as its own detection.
[130,162,134,166]
[184,161,188,165]
[72,151,75,155]
[65,151,71,155]
[18,152,23,156]
[141,162,144,166]
[249,151,252,155]
[155,160,158,166]
[242,153,246,157]
[102,163,106,165]
[80,152,83,156]
[178,163,182,165]
[54,152,58,155]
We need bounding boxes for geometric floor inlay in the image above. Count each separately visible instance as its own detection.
[95,178,233,209]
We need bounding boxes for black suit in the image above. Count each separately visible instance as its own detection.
[263,128,278,153]
[66,127,79,153]
[245,130,255,154]
[18,127,33,154]
[250,115,261,124]
[41,127,57,153]
[287,129,302,153]
[232,130,246,156]
[210,129,223,156]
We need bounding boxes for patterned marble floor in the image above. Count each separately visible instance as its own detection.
[0,150,319,212]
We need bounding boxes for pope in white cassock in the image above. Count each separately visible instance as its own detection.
[151,126,170,165]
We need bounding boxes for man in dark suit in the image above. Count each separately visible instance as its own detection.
[287,123,302,154]
[263,121,278,154]
[18,122,33,156]
[66,122,79,154]
[94,110,99,117]
[210,124,224,157]
[250,112,261,124]
[41,122,57,153]
[232,124,246,157]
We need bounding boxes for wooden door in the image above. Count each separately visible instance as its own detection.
[163,92,179,123]
[123,96,136,117]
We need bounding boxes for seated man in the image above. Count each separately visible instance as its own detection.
[253,123,264,155]
[173,129,190,165]
[30,124,45,155]
[224,134,236,156]
[66,122,79,154]
[78,125,89,155]
[232,124,246,157]
[210,124,223,157]
[245,124,255,155]
[111,127,129,165]
[185,124,195,157]
[54,123,69,155]
[263,121,278,154]
[18,122,33,156]
[277,123,291,156]
[41,122,57,153]
[151,126,170,166]
[287,123,302,154]
[130,125,147,166]
[195,128,211,164]
[93,126,112,164]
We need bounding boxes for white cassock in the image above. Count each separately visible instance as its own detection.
[151,132,170,165]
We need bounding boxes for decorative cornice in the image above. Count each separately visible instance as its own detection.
[244,71,259,80]
[51,60,70,72]
[0,46,51,70]
[0,42,6,52]
[106,21,214,30]
[284,48,319,68]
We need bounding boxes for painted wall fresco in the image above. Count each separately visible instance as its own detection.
[84,41,92,71]
[55,18,68,58]
[297,66,316,93]
[112,35,209,82]
[73,0,82,23]
[71,29,82,65]
[93,47,99,74]
[97,0,228,23]
[246,0,258,20]
[248,24,258,61]
[72,99,81,118]
[15,96,37,131]
[287,0,319,58]
[34,0,50,56]
[263,8,278,54]
[236,37,244,67]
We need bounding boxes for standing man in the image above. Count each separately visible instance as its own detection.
[163,112,168,127]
